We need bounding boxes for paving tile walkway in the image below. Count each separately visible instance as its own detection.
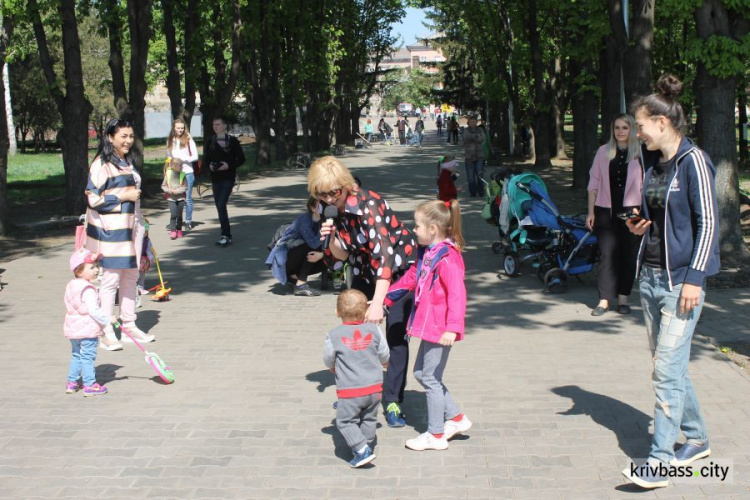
[0,123,748,499]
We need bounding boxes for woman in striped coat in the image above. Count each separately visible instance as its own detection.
[85,119,154,350]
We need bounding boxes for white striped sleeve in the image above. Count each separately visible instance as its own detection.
[688,150,716,271]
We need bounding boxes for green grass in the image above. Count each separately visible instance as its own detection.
[6,142,294,208]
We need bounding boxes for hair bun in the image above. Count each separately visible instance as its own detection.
[656,74,683,99]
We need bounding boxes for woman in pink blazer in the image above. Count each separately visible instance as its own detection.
[586,114,644,316]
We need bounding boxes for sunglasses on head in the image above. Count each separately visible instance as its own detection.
[316,187,343,199]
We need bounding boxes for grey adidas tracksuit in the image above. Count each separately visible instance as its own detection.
[324,322,390,452]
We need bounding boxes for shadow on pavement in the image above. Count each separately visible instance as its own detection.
[306,369,335,393]
[552,385,652,459]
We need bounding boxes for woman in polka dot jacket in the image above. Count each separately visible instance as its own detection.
[310,156,417,427]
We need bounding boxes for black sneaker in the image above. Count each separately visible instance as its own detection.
[294,284,320,296]
[216,236,232,247]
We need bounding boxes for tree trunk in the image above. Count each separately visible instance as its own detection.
[528,0,551,168]
[623,0,654,103]
[599,44,621,141]
[739,77,747,167]
[549,56,566,159]
[3,62,14,155]
[182,0,198,127]
[570,62,599,191]
[602,0,627,135]
[103,0,129,117]
[126,0,153,172]
[29,0,92,215]
[0,15,9,234]
[694,1,750,264]
[161,0,183,120]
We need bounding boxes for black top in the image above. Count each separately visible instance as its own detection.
[609,147,629,215]
[642,158,672,268]
[202,134,246,182]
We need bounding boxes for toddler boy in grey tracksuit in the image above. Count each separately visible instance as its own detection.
[323,289,389,468]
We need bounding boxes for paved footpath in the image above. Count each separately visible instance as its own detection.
[1,125,748,499]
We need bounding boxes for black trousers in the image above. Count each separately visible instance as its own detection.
[168,199,185,231]
[353,275,413,405]
[285,244,326,282]
[212,178,234,238]
[594,206,641,302]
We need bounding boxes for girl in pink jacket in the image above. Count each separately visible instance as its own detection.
[385,199,471,451]
[63,249,113,397]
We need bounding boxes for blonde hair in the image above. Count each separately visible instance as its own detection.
[164,157,183,175]
[336,289,367,322]
[606,114,640,162]
[307,156,357,197]
[416,199,465,251]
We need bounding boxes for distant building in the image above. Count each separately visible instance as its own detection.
[367,38,447,116]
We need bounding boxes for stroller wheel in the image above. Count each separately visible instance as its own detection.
[537,263,553,283]
[492,241,505,255]
[503,252,520,277]
[544,268,568,293]
[321,269,330,291]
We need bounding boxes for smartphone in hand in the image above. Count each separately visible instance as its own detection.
[617,211,646,224]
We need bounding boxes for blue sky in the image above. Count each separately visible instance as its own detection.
[391,7,431,46]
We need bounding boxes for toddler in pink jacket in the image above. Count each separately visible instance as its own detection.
[63,249,113,397]
[385,199,471,451]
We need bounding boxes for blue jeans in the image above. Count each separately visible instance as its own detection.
[639,266,708,464]
[465,159,484,197]
[67,338,99,386]
[184,172,195,223]
[212,178,235,238]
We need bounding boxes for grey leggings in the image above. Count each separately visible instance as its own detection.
[413,340,461,434]
[336,393,380,452]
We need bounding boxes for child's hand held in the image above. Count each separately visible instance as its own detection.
[439,331,457,346]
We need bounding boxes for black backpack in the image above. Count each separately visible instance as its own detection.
[267,223,291,251]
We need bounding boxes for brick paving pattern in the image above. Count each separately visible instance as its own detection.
[1,123,748,498]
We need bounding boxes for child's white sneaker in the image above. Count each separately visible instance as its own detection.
[405,432,448,451]
[444,414,472,440]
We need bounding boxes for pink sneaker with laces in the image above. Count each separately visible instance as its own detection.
[65,381,82,394]
[83,383,108,397]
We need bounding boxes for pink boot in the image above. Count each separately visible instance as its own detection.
[169,230,177,240]
[177,230,183,238]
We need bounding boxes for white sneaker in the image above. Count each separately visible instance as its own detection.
[405,432,448,451]
[444,415,472,440]
[99,337,123,351]
[119,323,155,343]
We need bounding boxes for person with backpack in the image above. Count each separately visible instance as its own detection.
[167,118,199,231]
[265,197,327,296]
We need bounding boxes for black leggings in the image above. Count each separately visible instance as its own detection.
[352,275,413,405]
[285,244,326,283]
[594,206,641,302]
[168,199,185,231]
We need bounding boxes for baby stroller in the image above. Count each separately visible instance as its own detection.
[489,171,598,293]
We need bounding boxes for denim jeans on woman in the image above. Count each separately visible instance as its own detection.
[184,172,195,223]
[639,266,708,465]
